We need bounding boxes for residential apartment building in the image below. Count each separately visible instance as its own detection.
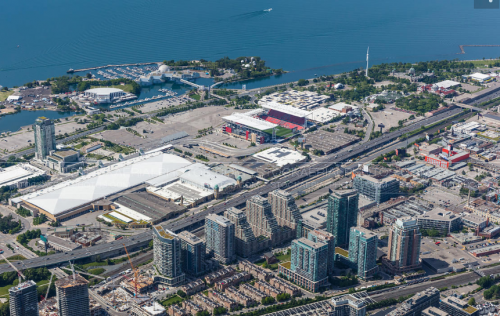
[238,260,273,281]
[417,208,461,236]
[331,294,368,316]
[440,296,478,316]
[327,190,358,248]
[215,272,251,291]
[278,237,330,292]
[387,287,440,316]
[168,304,188,316]
[353,174,399,204]
[383,217,422,274]
[55,274,91,316]
[307,229,336,274]
[205,214,235,264]
[268,189,302,235]
[269,277,301,297]
[348,227,379,279]
[224,286,256,307]
[181,300,203,315]
[240,283,267,302]
[224,207,270,258]
[180,279,205,296]
[153,225,185,286]
[246,195,283,245]
[9,280,39,316]
[204,267,235,286]
[33,117,56,160]
[254,281,282,298]
[208,290,238,311]
[178,231,206,277]
[192,294,220,314]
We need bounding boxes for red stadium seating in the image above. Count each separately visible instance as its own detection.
[259,115,304,130]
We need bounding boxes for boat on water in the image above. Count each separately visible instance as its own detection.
[264,8,272,12]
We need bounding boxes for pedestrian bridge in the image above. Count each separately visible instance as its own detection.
[180,79,205,90]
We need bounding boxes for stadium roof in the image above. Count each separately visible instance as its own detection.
[260,101,310,118]
[21,153,194,216]
[223,113,277,131]
[84,87,124,94]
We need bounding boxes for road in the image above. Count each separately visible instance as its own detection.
[0,106,466,273]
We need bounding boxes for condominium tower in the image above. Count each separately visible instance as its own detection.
[178,230,207,277]
[348,227,378,279]
[33,117,56,160]
[307,229,336,275]
[205,214,235,264]
[327,190,359,248]
[153,225,185,286]
[353,174,399,204]
[384,217,422,273]
[268,189,302,234]
[246,195,282,245]
[9,280,39,316]
[55,274,90,316]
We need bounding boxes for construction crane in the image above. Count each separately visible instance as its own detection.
[123,243,139,296]
[43,273,54,302]
[68,261,76,281]
[2,254,25,285]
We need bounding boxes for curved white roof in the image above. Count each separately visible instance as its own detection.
[85,87,124,94]
[21,153,194,216]
[158,65,169,73]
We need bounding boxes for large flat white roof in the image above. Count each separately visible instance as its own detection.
[223,113,277,131]
[260,101,310,118]
[84,87,124,94]
[435,80,460,89]
[253,148,307,167]
[470,73,491,80]
[179,168,236,190]
[21,153,194,216]
[0,164,45,187]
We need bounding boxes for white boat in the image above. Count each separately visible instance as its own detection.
[264,8,272,12]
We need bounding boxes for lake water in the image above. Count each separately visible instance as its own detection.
[1,0,499,131]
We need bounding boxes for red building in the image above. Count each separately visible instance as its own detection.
[424,145,469,169]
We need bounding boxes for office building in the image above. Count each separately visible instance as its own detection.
[383,217,422,274]
[331,294,368,316]
[353,174,399,204]
[268,189,302,234]
[349,227,379,279]
[153,225,185,286]
[278,237,330,292]
[33,117,56,160]
[246,195,283,245]
[387,287,439,316]
[440,296,478,316]
[205,214,235,264]
[55,274,90,316]
[9,280,39,316]
[178,231,207,277]
[307,230,336,274]
[327,190,358,248]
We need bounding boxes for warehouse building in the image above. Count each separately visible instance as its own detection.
[0,164,45,189]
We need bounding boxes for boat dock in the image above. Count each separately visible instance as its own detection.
[72,62,161,73]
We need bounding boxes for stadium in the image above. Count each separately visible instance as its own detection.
[222,102,309,143]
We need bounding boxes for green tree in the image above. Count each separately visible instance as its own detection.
[468,297,476,306]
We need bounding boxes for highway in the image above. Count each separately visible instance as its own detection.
[0,106,466,273]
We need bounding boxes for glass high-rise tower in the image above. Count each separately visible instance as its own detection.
[327,190,359,248]
[33,117,56,160]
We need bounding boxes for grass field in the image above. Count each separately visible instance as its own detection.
[468,59,500,68]
[0,90,14,102]
[276,252,291,262]
[161,295,183,307]
[190,94,201,101]
[264,126,294,138]
[88,268,106,275]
